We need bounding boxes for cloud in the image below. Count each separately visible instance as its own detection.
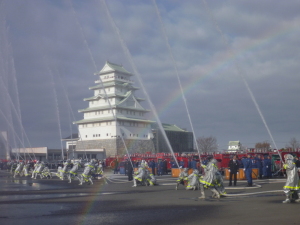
[0,0,299,151]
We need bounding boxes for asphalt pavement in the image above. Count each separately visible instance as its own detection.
[0,169,299,225]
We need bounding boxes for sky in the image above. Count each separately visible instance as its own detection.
[0,0,299,151]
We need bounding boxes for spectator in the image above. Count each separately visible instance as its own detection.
[228,155,239,186]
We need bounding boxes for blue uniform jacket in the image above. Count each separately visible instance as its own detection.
[243,158,252,170]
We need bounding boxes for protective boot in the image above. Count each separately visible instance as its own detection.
[295,192,300,203]
[198,185,206,199]
[175,183,179,190]
[78,175,83,185]
[132,179,137,187]
[211,188,220,199]
[282,191,291,203]
[68,175,72,183]
[198,191,205,199]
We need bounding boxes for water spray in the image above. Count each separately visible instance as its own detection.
[101,0,180,168]
[202,0,281,163]
[68,0,139,168]
[152,0,202,162]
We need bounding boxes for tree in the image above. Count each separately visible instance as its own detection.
[196,136,218,152]
[285,137,300,150]
[255,141,271,151]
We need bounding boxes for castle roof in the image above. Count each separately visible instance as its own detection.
[73,116,155,125]
[83,91,145,102]
[97,61,132,76]
[228,141,241,146]
[151,123,188,132]
[89,81,139,90]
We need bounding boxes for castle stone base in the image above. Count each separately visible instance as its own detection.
[76,139,155,157]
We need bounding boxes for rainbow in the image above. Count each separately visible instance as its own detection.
[153,23,298,119]
[76,22,298,222]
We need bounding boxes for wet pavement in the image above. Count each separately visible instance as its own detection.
[0,170,299,225]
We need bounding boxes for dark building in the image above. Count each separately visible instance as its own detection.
[152,123,194,153]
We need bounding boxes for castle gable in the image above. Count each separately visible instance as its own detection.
[118,91,144,110]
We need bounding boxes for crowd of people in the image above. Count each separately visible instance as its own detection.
[1,153,300,203]
[228,154,274,187]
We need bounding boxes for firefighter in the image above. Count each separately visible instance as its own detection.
[68,160,81,183]
[214,171,226,197]
[34,161,45,179]
[186,169,200,190]
[13,161,24,178]
[145,170,157,186]
[57,159,71,180]
[263,155,272,178]
[176,167,188,190]
[242,154,253,187]
[282,154,300,203]
[31,160,41,178]
[132,164,146,187]
[22,161,31,177]
[79,159,96,185]
[253,154,262,179]
[200,157,220,198]
[41,165,52,179]
[157,160,164,176]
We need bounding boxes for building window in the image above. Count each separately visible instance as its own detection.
[85,135,87,138]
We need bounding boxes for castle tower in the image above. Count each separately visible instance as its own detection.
[74,61,155,157]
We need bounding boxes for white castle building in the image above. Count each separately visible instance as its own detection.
[72,61,155,157]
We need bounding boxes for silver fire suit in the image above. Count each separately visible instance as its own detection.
[283,154,300,203]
